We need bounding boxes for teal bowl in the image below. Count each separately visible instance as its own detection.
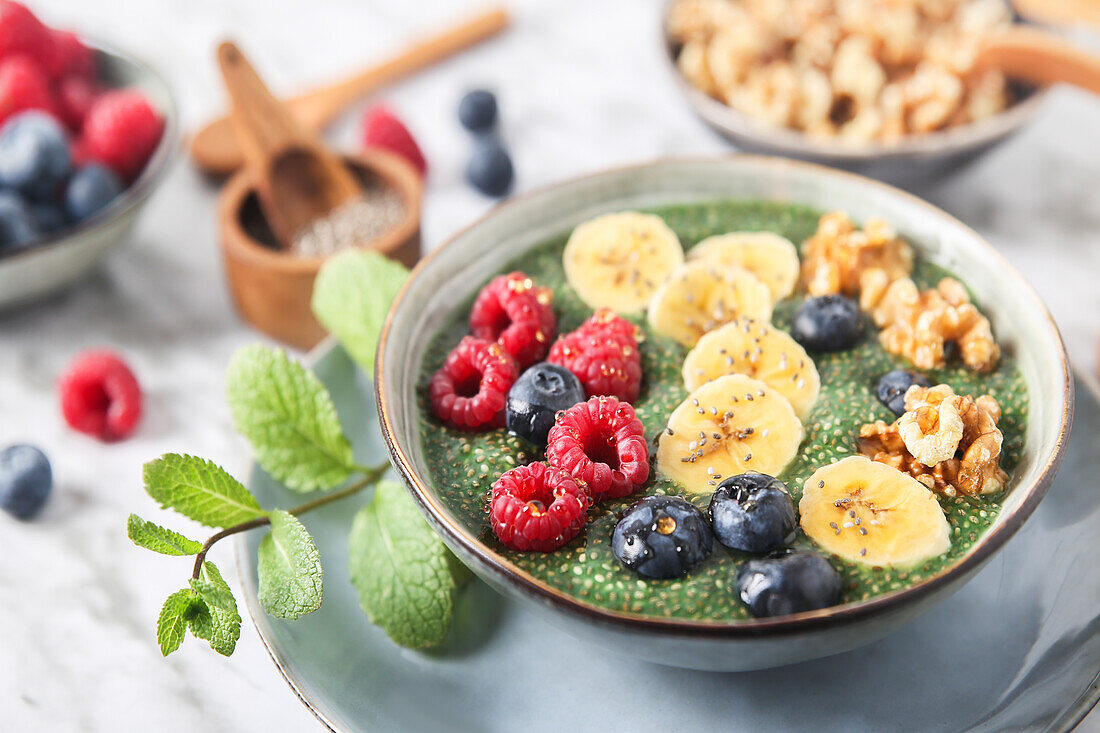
[376,156,1072,671]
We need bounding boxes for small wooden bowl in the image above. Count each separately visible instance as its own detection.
[219,150,421,349]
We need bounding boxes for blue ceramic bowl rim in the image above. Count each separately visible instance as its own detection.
[375,155,1074,639]
[0,37,179,264]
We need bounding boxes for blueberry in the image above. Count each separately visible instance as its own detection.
[0,111,72,199]
[31,201,69,235]
[736,549,841,618]
[612,496,713,579]
[458,89,498,132]
[791,295,863,352]
[0,190,40,249]
[708,472,796,553]
[876,369,932,416]
[64,164,123,223]
[465,141,513,197]
[506,362,585,446]
[0,445,52,520]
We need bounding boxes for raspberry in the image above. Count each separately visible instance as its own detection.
[361,104,426,176]
[0,2,50,66]
[54,74,95,131]
[0,55,53,125]
[490,462,588,552]
[59,350,143,441]
[469,272,556,369]
[81,89,164,181]
[46,30,92,79]
[429,337,517,431]
[548,310,642,402]
[546,396,649,501]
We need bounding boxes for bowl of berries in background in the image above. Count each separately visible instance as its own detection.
[0,1,177,308]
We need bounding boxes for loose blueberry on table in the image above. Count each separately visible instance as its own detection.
[0,444,52,520]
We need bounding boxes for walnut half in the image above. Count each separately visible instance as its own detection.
[800,211,914,298]
[858,384,1007,496]
[864,276,1000,373]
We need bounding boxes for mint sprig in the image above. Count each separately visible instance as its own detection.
[311,250,409,373]
[128,514,202,556]
[227,345,356,493]
[257,510,323,619]
[349,481,460,648]
[129,251,470,660]
[143,454,265,528]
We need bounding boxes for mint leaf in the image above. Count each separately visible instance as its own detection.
[257,510,323,619]
[348,481,459,648]
[143,454,265,528]
[128,514,203,556]
[157,589,202,656]
[189,562,241,656]
[226,345,354,493]
[311,250,409,373]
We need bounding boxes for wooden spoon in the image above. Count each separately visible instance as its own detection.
[218,41,362,250]
[974,25,1100,96]
[192,8,509,177]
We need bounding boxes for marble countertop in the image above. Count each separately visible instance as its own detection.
[4,0,1099,730]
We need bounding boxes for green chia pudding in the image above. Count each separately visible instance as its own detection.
[417,200,1028,622]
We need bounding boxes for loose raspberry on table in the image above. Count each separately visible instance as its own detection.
[82,89,164,181]
[361,104,426,176]
[59,350,143,441]
[429,336,518,431]
[469,271,556,369]
[0,2,51,67]
[546,396,649,501]
[0,55,53,125]
[548,309,642,402]
[490,462,589,552]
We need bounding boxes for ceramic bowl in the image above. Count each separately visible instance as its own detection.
[376,156,1072,672]
[659,2,1048,187]
[0,40,178,309]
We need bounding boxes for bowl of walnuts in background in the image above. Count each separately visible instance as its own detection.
[663,0,1047,185]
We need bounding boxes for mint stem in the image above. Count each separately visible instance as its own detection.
[190,463,390,580]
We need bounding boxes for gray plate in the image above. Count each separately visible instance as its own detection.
[237,345,1100,732]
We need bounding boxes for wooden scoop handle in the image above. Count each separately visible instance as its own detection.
[975,26,1100,96]
[191,7,509,177]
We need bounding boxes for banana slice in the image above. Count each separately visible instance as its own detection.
[800,456,951,568]
[657,374,802,493]
[682,318,820,419]
[647,261,773,347]
[562,212,684,313]
[687,232,800,301]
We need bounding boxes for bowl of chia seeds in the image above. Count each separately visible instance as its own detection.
[218,149,421,349]
[375,155,1072,672]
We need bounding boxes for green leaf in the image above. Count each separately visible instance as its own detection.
[157,589,202,656]
[189,562,241,656]
[143,454,265,529]
[348,481,458,649]
[127,514,203,556]
[257,510,323,619]
[226,345,354,493]
[311,249,409,373]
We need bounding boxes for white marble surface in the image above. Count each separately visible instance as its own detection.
[2,0,1099,730]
